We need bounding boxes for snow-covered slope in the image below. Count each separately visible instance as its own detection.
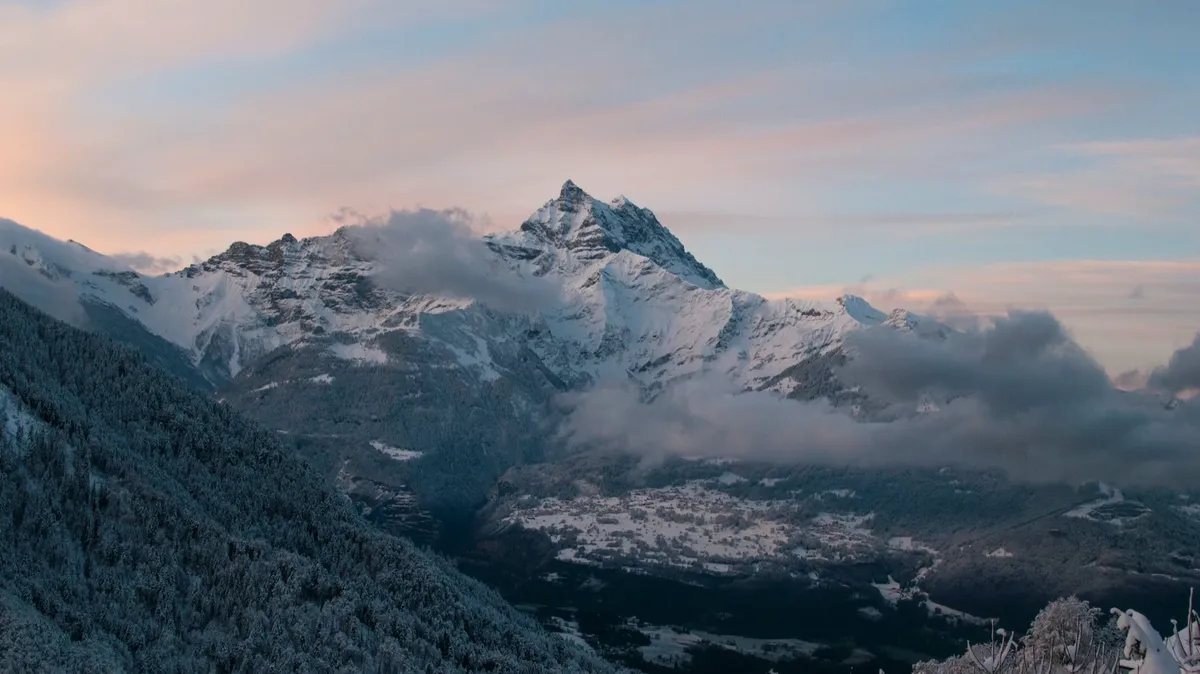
[1,181,906,396]
[485,181,894,392]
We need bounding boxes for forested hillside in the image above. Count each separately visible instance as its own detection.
[0,289,623,673]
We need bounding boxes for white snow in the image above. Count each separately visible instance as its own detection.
[715,471,747,485]
[1174,504,1200,520]
[439,334,502,382]
[309,373,334,384]
[873,576,906,606]
[2,184,919,404]
[986,547,1015,558]
[872,575,987,625]
[815,489,856,500]
[369,440,423,462]
[1065,483,1151,526]
[329,342,389,365]
[1066,482,1125,519]
[1116,609,1182,674]
[505,482,882,571]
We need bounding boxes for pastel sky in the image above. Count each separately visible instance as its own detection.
[2,0,1199,374]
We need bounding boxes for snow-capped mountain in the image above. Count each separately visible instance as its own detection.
[2,181,924,518]
[1,181,908,397]
[488,181,903,394]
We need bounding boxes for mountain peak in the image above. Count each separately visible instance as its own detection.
[498,181,724,289]
[837,294,888,325]
[559,179,587,202]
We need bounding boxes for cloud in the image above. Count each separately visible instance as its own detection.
[1148,334,1200,396]
[107,251,183,275]
[768,258,1200,376]
[0,0,1143,264]
[659,210,1034,237]
[338,208,562,314]
[1112,369,1150,391]
[560,311,1200,488]
[993,136,1200,219]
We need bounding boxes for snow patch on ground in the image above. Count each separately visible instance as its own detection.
[1065,483,1151,526]
[1173,503,1200,521]
[815,489,856,500]
[329,342,388,365]
[986,547,1015,558]
[440,335,502,382]
[872,576,987,625]
[309,373,334,384]
[368,440,424,462]
[252,382,279,392]
[873,576,907,606]
[759,477,784,487]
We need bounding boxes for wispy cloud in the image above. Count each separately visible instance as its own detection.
[661,210,1034,237]
[0,0,1164,259]
[107,252,184,275]
[993,136,1200,218]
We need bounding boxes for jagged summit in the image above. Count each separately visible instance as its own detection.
[837,294,888,325]
[494,180,725,290]
[0,190,922,393]
[558,178,588,203]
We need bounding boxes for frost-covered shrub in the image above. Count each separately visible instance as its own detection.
[905,592,1200,674]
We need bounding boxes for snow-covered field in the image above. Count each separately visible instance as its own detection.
[504,481,882,572]
[872,576,987,626]
[1064,483,1151,526]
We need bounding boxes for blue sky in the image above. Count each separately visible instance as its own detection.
[1,0,1198,372]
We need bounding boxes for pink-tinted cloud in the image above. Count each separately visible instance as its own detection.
[0,0,1191,319]
[992,136,1200,218]
[4,60,1120,261]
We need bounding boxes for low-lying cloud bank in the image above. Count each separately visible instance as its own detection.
[560,310,1200,489]
[340,208,562,314]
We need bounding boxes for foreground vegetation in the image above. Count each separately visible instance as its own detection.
[908,593,1200,674]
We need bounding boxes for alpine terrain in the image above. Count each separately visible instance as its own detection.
[2,181,1199,672]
